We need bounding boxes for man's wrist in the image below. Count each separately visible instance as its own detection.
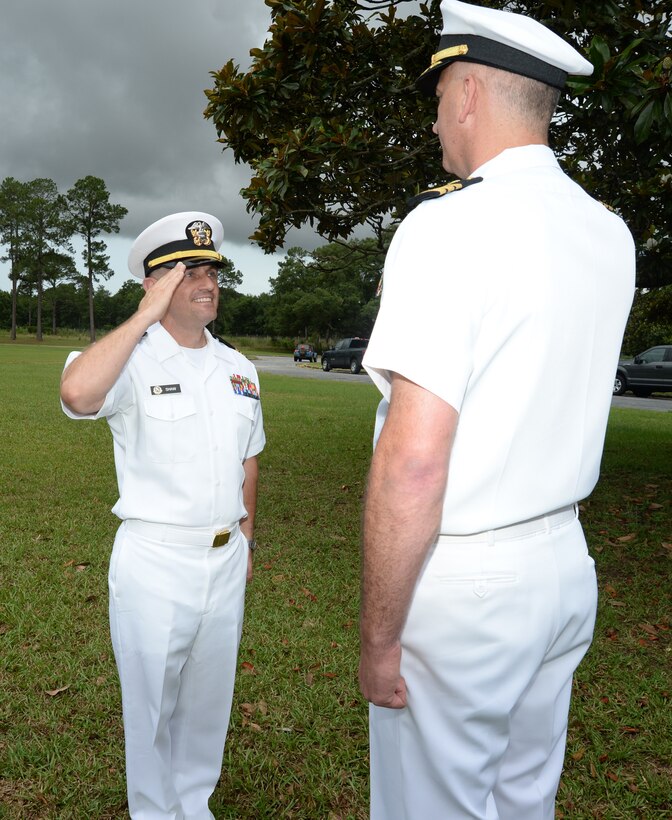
[246,537,257,552]
[360,633,402,654]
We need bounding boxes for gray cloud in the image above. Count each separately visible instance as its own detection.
[0,0,320,294]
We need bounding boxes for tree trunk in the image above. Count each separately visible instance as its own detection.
[10,269,17,341]
[88,267,96,343]
[36,272,43,341]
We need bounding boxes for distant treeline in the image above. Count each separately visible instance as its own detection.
[0,227,386,345]
[0,280,277,341]
[3,270,672,357]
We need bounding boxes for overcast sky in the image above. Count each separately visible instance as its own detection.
[0,0,327,295]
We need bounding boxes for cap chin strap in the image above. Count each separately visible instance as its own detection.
[145,249,224,275]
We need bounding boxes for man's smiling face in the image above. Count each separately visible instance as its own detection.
[153,262,220,329]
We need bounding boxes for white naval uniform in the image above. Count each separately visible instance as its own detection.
[63,323,265,820]
[364,145,635,819]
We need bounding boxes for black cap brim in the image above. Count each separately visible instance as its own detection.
[416,34,568,96]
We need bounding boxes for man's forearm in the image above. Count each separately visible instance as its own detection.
[60,312,153,415]
[360,440,446,650]
[361,376,455,649]
[60,265,187,416]
[240,457,259,540]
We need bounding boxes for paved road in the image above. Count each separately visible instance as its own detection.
[254,356,374,384]
[611,394,671,412]
[254,356,672,411]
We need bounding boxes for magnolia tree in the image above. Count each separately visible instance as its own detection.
[205,0,671,288]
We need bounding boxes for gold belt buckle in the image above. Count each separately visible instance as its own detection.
[212,528,231,548]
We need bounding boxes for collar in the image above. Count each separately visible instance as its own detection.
[144,322,181,363]
[471,144,560,180]
[207,328,240,365]
[144,322,213,363]
[145,323,240,371]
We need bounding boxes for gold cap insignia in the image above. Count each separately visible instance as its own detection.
[186,220,213,248]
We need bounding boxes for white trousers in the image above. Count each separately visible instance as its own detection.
[108,521,248,820]
[370,511,597,820]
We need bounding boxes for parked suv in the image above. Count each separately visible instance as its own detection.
[614,345,672,397]
[321,337,369,374]
[294,343,317,363]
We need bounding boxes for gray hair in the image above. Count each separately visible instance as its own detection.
[483,65,561,128]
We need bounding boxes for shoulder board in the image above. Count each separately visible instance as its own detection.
[214,334,237,350]
[407,176,483,210]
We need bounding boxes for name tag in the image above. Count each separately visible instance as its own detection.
[150,384,181,396]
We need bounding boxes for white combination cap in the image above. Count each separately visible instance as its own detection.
[128,211,225,279]
[417,0,593,95]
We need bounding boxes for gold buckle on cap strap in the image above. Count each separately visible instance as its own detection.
[431,44,469,66]
[212,528,231,548]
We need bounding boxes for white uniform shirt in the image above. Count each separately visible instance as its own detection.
[63,323,265,528]
[364,145,635,534]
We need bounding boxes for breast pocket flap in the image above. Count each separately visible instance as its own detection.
[144,394,197,421]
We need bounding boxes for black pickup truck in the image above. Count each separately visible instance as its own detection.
[613,344,672,397]
[321,337,369,374]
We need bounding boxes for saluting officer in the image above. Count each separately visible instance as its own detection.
[61,212,264,819]
[359,2,635,818]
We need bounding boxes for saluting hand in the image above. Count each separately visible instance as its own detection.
[60,262,188,416]
[137,263,186,325]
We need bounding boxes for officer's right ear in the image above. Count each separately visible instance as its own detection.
[142,276,157,293]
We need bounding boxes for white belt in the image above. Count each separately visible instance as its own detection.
[124,519,241,548]
[436,505,577,545]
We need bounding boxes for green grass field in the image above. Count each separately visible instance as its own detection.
[0,343,670,819]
